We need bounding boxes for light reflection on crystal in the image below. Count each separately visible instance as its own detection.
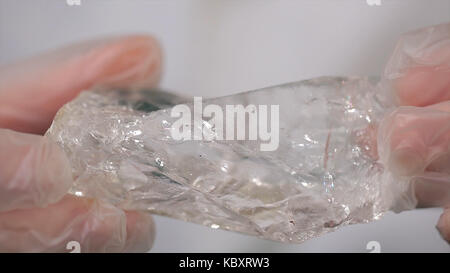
[220,163,229,173]
[155,157,164,168]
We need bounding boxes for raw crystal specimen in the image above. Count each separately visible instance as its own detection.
[46,77,416,243]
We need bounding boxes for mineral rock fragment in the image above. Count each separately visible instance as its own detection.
[46,77,416,243]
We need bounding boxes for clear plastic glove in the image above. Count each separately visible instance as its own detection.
[0,35,161,252]
[0,25,449,252]
[379,23,450,242]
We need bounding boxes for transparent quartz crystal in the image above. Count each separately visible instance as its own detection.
[46,76,416,243]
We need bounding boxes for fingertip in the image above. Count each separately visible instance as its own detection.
[437,208,450,243]
[84,34,162,90]
[385,23,450,107]
[123,210,155,253]
[78,199,128,253]
[394,66,450,107]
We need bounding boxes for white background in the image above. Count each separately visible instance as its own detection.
[0,0,449,252]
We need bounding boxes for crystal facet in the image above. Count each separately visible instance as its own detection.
[46,77,416,243]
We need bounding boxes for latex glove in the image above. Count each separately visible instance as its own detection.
[0,35,161,252]
[378,23,450,242]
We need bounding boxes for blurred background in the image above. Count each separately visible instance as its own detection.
[0,0,449,252]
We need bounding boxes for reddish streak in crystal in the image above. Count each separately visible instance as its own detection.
[324,130,331,169]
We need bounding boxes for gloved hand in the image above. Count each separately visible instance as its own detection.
[378,23,450,242]
[0,35,161,252]
[0,26,448,252]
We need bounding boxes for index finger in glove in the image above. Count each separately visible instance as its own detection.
[0,35,162,134]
